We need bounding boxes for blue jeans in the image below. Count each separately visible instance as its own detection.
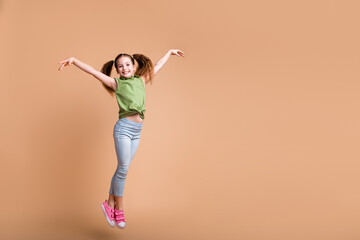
[109,118,143,197]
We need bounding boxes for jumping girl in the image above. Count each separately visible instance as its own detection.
[58,49,185,229]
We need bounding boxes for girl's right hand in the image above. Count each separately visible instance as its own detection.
[169,49,185,57]
[58,57,75,71]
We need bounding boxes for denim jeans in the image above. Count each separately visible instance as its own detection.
[109,117,143,197]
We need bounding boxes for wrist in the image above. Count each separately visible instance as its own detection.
[72,57,79,65]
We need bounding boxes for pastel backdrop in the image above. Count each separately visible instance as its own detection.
[1,0,359,239]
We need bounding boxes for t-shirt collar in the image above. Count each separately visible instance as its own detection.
[120,74,138,80]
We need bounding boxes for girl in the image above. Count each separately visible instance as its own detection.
[58,49,185,229]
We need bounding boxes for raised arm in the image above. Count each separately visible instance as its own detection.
[153,49,184,75]
[58,57,116,90]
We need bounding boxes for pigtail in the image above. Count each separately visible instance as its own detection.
[133,54,154,85]
[100,60,115,96]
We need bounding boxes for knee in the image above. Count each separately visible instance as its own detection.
[116,165,129,179]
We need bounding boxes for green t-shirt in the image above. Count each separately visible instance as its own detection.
[114,75,145,120]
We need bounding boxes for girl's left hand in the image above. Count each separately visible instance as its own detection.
[169,49,185,57]
[58,57,75,71]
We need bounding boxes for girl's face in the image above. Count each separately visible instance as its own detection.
[116,56,136,78]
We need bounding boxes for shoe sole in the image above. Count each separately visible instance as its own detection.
[101,203,115,227]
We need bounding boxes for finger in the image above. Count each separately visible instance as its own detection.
[60,62,67,69]
[177,51,184,57]
[59,58,71,64]
[58,63,65,71]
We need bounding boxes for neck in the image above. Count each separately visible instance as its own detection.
[120,75,135,80]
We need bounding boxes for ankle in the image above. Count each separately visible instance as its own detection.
[107,201,115,208]
[114,205,124,211]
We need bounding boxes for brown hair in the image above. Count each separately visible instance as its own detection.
[100,53,154,96]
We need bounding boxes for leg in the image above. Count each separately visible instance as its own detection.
[109,136,132,199]
[113,138,141,210]
[107,193,116,208]
[103,119,142,228]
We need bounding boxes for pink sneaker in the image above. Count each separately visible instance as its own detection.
[114,208,126,229]
[101,200,115,227]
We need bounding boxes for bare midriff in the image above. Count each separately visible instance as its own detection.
[124,113,144,124]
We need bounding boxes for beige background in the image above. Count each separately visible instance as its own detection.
[1,0,360,239]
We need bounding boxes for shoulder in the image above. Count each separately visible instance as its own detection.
[135,75,146,86]
[113,77,119,90]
